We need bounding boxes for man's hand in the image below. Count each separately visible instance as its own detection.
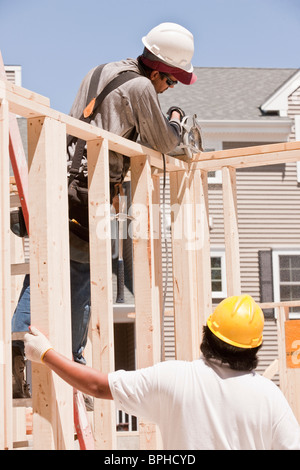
[24,326,53,363]
[166,106,185,122]
[24,327,112,399]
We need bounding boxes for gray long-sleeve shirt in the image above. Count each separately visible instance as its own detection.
[69,59,181,182]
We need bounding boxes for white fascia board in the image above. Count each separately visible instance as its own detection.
[260,70,300,117]
[113,304,135,323]
[197,119,293,143]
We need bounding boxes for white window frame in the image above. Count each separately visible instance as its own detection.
[272,248,300,319]
[210,249,227,298]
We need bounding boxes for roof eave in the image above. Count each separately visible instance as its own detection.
[260,69,300,116]
[197,119,293,140]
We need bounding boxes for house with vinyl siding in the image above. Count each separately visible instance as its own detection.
[6,65,300,386]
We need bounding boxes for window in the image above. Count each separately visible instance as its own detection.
[204,149,222,184]
[211,250,227,298]
[208,170,222,184]
[272,249,300,317]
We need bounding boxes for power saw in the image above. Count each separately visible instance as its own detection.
[168,112,203,161]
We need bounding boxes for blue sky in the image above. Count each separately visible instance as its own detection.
[0,0,299,114]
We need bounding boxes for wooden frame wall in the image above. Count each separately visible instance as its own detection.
[1,78,300,449]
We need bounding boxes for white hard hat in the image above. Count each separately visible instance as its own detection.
[142,22,195,73]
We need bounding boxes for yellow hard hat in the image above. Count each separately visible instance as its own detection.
[207,295,264,349]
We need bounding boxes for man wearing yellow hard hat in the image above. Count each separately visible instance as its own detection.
[24,294,300,449]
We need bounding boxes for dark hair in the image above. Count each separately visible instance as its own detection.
[137,55,154,78]
[200,326,262,371]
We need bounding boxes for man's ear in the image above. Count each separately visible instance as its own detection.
[150,70,160,81]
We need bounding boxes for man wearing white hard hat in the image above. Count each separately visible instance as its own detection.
[140,22,197,85]
[11,23,198,400]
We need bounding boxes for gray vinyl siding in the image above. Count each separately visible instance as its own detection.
[160,174,176,360]
[236,161,300,302]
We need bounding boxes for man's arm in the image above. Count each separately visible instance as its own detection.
[132,81,182,153]
[24,327,113,400]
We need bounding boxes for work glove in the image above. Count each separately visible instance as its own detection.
[166,106,186,122]
[24,326,53,363]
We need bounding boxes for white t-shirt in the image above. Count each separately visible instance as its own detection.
[108,357,300,450]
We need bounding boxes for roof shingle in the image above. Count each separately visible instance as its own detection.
[159,67,298,121]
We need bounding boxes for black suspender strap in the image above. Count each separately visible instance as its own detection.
[69,67,139,178]
[87,70,139,120]
[86,64,106,106]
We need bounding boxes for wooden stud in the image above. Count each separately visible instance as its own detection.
[87,138,116,450]
[10,229,27,448]
[0,98,13,450]
[192,169,212,328]
[28,116,73,449]
[131,155,161,449]
[0,53,29,232]
[170,170,200,360]
[222,167,241,296]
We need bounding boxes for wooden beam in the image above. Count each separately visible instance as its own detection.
[0,79,188,172]
[0,98,13,450]
[259,301,300,309]
[131,155,162,449]
[28,116,73,449]
[2,76,300,174]
[0,54,29,233]
[87,138,116,450]
[0,71,50,107]
[192,141,300,162]
[190,147,300,171]
[222,167,241,296]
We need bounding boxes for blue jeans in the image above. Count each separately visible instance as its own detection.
[11,260,91,364]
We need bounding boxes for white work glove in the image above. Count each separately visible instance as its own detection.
[24,326,53,363]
